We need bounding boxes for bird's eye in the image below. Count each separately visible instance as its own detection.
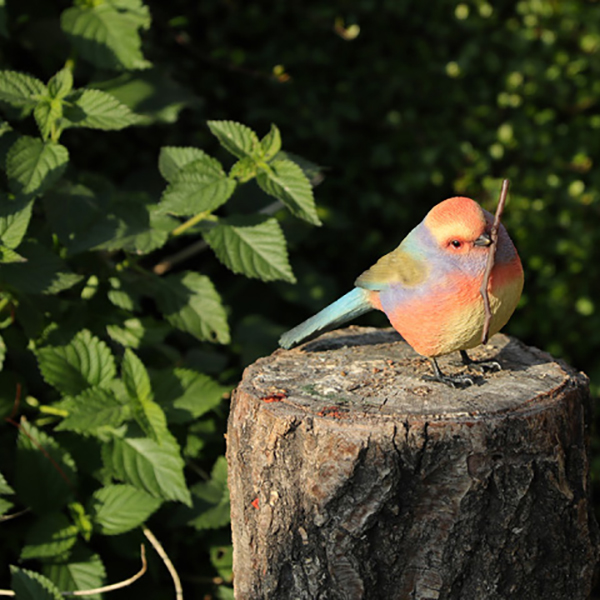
[450,240,462,248]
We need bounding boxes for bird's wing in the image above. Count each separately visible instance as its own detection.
[355,247,428,291]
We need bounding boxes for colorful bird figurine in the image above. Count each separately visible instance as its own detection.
[279,196,524,386]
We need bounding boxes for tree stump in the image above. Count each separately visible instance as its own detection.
[226,327,598,600]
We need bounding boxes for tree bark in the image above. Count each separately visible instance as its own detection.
[226,327,598,600]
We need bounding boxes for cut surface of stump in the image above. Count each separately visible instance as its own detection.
[227,327,598,600]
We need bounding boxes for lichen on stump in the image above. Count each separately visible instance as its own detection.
[226,326,598,600]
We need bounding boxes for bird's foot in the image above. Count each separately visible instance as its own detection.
[423,357,476,388]
[460,350,501,373]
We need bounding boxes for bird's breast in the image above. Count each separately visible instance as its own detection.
[378,258,523,357]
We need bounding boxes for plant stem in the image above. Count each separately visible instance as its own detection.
[171,210,210,237]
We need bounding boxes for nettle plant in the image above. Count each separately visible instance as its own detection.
[0,0,320,597]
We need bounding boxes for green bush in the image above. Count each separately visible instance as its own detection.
[1,0,600,598]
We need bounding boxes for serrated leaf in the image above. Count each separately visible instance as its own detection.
[0,240,82,294]
[229,156,257,182]
[0,71,46,109]
[21,512,78,560]
[56,388,127,435]
[151,368,228,423]
[207,120,261,159]
[64,89,140,130]
[0,497,13,515]
[0,194,33,249]
[48,68,74,100]
[61,3,151,71]
[90,484,162,535]
[10,566,62,600]
[256,159,321,226]
[0,470,14,495]
[122,348,169,443]
[152,272,230,344]
[159,146,224,183]
[204,215,295,283]
[36,330,116,396]
[43,549,105,600]
[261,124,281,161]
[187,457,230,530]
[15,420,77,514]
[34,97,63,140]
[6,136,69,197]
[103,434,191,505]
[159,174,236,217]
[0,244,26,263]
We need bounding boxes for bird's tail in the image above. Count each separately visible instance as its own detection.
[279,287,373,349]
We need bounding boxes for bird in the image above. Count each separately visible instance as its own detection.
[279,196,524,386]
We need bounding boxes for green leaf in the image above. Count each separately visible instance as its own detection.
[64,89,140,130]
[0,194,33,249]
[159,174,236,217]
[21,512,78,560]
[90,484,162,535]
[0,470,14,495]
[56,388,127,435]
[210,544,233,582]
[10,566,62,600]
[207,120,261,159]
[36,330,116,396]
[0,497,13,515]
[256,159,321,226]
[0,244,26,263]
[103,434,191,505]
[122,348,169,443]
[159,146,224,183]
[61,3,151,71]
[34,97,63,140]
[15,420,77,514]
[106,316,169,349]
[0,240,82,294]
[43,549,106,600]
[6,136,69,197]
[0,71,46,109]
[48,68,74,100]
[152,272,230,344]
[91,68,197,125]
[187,457,230,530]
[204,215,295,283]
[261,124,282,161]
[151,368,228,423]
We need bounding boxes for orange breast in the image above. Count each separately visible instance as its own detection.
[378,257,523,357]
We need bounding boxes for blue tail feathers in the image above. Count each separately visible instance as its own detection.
[279,287,373,349]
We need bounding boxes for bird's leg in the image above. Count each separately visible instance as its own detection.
[460,350,501,373]
[423,357,475,388]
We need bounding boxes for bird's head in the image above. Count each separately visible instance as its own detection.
[424,196,493,259]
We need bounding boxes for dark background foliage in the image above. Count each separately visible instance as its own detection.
[1,0,599,598]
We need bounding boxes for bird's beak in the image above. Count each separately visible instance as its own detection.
[473,232,492,247]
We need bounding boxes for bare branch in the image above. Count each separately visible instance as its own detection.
[480,179,510,344]
[143,526,184,600]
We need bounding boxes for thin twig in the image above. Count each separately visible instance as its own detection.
[0,545,147,597]
[143,526,184,600]
[0,508,30,523]
[480,179,510,344]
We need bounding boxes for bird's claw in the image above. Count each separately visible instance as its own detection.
[422,372,475,388]
[468,360,501,373]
